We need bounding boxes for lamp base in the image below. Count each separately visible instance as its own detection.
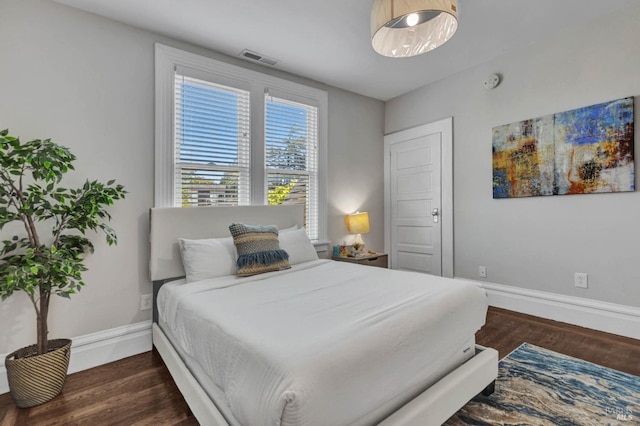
[352,234,366,254]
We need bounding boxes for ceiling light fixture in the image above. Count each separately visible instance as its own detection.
[371,0,458,58]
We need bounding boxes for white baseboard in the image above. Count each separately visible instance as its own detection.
[458,279,640,341]
[0,320,152,396]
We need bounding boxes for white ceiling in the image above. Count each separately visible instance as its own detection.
[52,0,635,101]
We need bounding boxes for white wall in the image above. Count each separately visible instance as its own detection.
[385,4,640,308]
[328,89,385,251]
[0,0,384,355]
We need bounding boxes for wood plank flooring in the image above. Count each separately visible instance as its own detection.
[476,307,640,376]
[1,307,639,425]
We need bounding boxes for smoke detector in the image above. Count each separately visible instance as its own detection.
[239,49,278,67]
[483,74,500,90]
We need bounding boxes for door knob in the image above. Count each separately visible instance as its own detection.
[432,208,439,223]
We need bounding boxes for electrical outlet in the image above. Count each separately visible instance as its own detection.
[574,272,588,289]
[140,294,152,311]
[479,265,487,278]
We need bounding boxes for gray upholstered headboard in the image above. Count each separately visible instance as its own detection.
[149,204,305,282]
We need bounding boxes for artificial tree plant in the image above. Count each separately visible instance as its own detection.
[0,129,126,356]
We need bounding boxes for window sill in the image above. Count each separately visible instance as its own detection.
[312,240,331,253]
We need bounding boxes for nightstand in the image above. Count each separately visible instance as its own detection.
[332,253,388,268]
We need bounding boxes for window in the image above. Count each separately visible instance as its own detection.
[155,44,327,241]
[174,75,250,207]
[265,95,319,239]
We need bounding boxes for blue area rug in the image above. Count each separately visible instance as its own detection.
[445,343,640,425]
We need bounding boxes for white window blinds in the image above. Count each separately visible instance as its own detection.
[174,74,250,207]
[265,95,319,240]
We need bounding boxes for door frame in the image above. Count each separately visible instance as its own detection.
[384,117,454,278]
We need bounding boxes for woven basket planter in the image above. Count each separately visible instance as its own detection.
[5,339,72,408]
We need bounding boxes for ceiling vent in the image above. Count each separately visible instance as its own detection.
[239,49,278,67]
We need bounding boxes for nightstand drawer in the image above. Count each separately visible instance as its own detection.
[332,253,388,268]
[361,255,388,268]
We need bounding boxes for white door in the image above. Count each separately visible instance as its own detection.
[390,135,441,274]
[384,118,453,277]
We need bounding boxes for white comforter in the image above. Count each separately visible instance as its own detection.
[158,260,487,426]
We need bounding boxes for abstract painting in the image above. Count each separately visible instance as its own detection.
[493,97,634,198]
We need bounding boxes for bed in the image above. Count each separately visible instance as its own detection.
[149,205,498,426]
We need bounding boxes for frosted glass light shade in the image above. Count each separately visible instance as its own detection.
[345,212,370,235]
[371,0,458,58]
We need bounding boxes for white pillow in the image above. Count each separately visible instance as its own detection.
[279,224,298,233]
[178,237,237,283]
[278,228,318,265]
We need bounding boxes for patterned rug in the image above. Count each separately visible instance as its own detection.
[445,343,640,425]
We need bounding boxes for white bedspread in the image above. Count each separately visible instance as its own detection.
[158,260,487,426]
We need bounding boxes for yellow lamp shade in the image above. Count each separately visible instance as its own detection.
[345,212,370,235]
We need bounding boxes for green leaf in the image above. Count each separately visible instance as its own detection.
[0,129,125,331]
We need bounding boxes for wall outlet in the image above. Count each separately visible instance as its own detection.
[479,265,487,278]
[574,272,588,289]
[140,294,152,311]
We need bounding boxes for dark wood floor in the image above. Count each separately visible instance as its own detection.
[476,307,640,376]
[1,307,639,425]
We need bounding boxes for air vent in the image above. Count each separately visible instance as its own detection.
[239,49,278,67]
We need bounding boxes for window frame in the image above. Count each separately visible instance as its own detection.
[155,43,328,243]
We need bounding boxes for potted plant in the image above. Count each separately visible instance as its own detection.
[0,129,126,407]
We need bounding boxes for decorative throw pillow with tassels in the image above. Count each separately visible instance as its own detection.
[229,223,290,276]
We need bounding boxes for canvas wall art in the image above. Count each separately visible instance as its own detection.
[492,97,634,199]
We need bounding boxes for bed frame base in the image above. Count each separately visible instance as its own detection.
[378,346,498,425]
[153,324,230,425]
[153,323,498,426]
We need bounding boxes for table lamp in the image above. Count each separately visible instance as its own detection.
[345,212,370,252]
